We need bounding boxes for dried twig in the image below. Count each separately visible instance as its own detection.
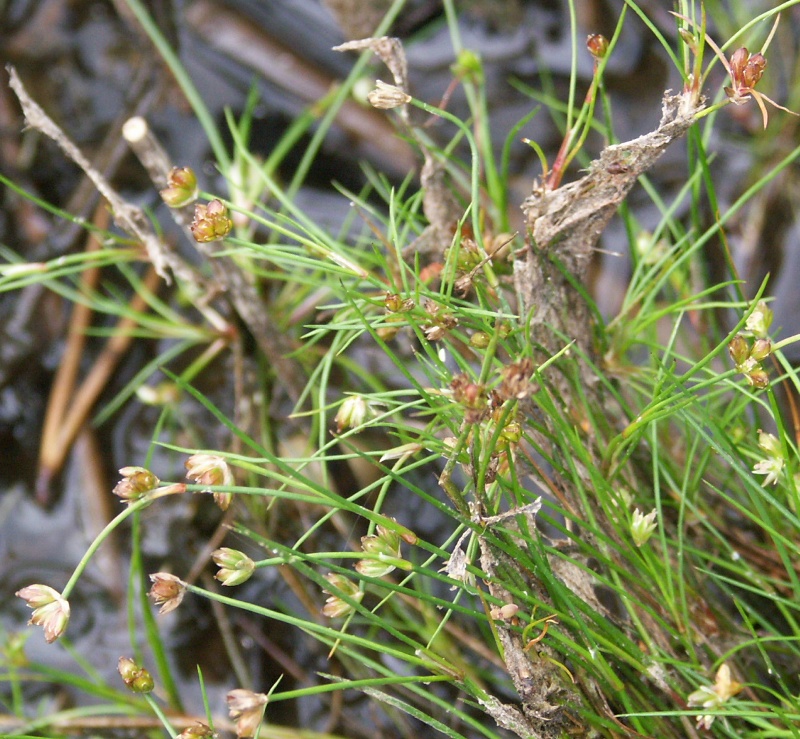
[6,64,181,282]
[517,91,703,356]
[121,115,308,404]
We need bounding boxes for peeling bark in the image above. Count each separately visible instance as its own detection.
[516,92,702,357]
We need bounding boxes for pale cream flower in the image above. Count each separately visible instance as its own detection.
[15,584,70,643]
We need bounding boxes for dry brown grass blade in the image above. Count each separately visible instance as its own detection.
[36,259,162,505]
[37,205,108,501]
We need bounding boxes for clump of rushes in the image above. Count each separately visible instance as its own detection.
[118,656,154,693]
[321,573,363,618]
[160,166,198,208]
[148,572,187,614]
[212,548,255,586]
[190,199,232,242]
[113,466,160,504]
[15,585,70,643]
[185,454,234,510]
[226,688,269,738]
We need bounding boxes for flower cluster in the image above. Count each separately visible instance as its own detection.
[753,429,785,486]
[227,688,269,738]
[728,334,771,388]
[450,373,489,424]
[148,572,186,614]
[320,520,415,619]
[118,656,154,693]
[422,300,458,341]
[676,13,798,129]
[160,166,198,208]
[212,548,255,587]
[185,454,234,510]
[356,524,412,578]
[15,585,70,643]
[630,508,658,547]
[321,572,364,618]
[190,200,232,243]
[113,466,160,504]
[496,358,536,401]
[378,292,415,340]
[687,663,742,730]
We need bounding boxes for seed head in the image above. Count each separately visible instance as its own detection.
[118,656,154,693]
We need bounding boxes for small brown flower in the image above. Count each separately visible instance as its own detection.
[185,454,234,510]
[15,584,70,643]
[450,373,488,424]
[148,572,186,614]
[689,14,797,128]
[727,334,749,367]
[227,688,269,738]
[498,358,536,401]
[422,300,457,342]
